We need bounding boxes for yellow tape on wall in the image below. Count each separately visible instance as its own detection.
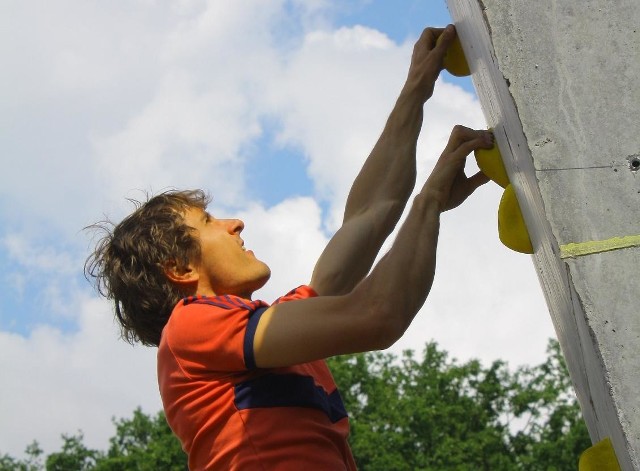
[560,235,640,259]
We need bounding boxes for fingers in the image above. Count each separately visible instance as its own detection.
[423,125,493,212]
[443,125,494,157]
[417,25,456,58]
[449,170,489,211]
[408,25,457,102]
[467,170,490,192]
[431,24,456,53]
[419,25,454,47]
[420,26,446,49]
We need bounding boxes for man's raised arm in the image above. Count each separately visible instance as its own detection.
[310,25,459,296]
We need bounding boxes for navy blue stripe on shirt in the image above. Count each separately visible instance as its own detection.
[185,295,265,311]
[223,294,255,311]
[192,299,240,310]
[243,306,268,370]
[234,373,348,423]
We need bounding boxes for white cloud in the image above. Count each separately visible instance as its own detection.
[0,295,160,458]
[269,25,408,222]
[1,234,86,320]
[2,234,76,275]
[239,197,329,301]
[91,70,261,205]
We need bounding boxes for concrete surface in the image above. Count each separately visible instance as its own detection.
[445,1,640,469]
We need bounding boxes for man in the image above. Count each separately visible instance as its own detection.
[86,25,493,470]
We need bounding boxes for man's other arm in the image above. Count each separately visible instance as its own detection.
[310,26,455,296]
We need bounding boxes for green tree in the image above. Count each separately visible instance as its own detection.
[94,409,187,471]
[508,340,591,470]
[0,411,186,471]
[0,441,43,471]
[327,339,590,471]
[45,433,99,471]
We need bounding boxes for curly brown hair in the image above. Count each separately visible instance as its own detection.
[85,189,210,347]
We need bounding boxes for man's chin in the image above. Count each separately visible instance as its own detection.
[244,267,271,297]
[258,261,271,280]
[256,268,272,289]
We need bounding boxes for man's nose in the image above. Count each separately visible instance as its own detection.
[226,219,244,234]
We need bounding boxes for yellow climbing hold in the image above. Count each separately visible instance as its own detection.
[475,143,510,188]
[498,184,533,254]
[442,34,471,77]
[579,438,621,471]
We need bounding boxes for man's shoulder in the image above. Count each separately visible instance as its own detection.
[180,295,268,312]
[164,295,266,335]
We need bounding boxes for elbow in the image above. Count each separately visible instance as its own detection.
[372,305,406,350]
[353,289,407,351]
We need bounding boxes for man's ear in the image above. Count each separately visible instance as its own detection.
[163,259,199,286]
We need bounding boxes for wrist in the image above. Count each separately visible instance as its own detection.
[414,190,445,216]
[400,75,433,104]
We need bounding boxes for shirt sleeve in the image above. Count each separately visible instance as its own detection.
[164,286,318,377]
[164,300,262,376]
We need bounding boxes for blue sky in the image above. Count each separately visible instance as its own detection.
[0,0,553,458]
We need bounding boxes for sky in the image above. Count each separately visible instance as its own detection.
[0,0,556,459]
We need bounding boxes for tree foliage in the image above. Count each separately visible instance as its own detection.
[327,339,590,470]
[94,409,186,471]
[0,339,589,470]
[0,412,188,471]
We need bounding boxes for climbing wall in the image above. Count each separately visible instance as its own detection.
[445,1,640,469]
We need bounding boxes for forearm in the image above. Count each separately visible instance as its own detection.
[351,124,493,344]
[353,189,441,343]
[343,26,453,222]
[311,85,429,296]
[344,85,425,221]
[310,27,467,297]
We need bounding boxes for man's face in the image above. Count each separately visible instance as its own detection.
[182,206,271,298]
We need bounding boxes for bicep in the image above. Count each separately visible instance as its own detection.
[252,294,393,368]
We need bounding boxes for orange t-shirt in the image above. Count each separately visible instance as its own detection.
[157,286,357,470]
